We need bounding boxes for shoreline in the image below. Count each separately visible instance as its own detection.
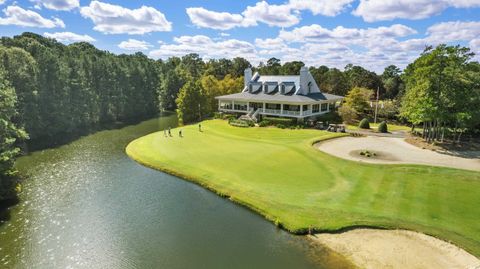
[127,140,480,267]
[310,228,480,269]
[125,120,480,264]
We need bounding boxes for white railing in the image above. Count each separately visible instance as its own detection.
[219,108,248,112]
[252,108,262,122]
[283,110,301,116]
[264,109,281,114]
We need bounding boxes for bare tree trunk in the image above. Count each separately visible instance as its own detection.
[427,121,432,143]
[441,121,445,142]
[453,121,458,142]
[423,122,427,140]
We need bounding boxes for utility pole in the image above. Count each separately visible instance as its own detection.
[374,86,379,124]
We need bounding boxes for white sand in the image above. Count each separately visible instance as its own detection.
[316,136,480,171]
[310,229,480,269]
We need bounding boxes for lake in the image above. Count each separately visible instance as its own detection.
[0,114,351,269]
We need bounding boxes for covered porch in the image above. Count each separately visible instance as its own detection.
[218,100,335,118]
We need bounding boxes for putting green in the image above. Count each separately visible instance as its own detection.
[126,119,480,257]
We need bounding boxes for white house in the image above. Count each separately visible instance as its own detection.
[215,67,344,121]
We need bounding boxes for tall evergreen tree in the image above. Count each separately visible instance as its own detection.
[0,68,27,201]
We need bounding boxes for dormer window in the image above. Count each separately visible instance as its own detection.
[308,82,312,94]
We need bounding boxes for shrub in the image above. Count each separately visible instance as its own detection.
[213,112,223,119]
[358,118,370,129]
[259,120,270,127]
[378,121,388,133]
[263,116,295,126]
[228,119,252,128]
[223,113,236,120]
[276,124,286,129]
[226,115,236,123]
[315,111,342,124]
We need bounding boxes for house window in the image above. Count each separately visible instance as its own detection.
[312,104,320,113]
[321,103,328,111]
[303,105,308,111]
[220,102,232,110]
[308,82,312,94]
[234,102,248,111]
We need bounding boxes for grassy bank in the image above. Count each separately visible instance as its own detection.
[126,119,480,257]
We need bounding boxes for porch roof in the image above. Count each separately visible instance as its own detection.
[215,91,343,104]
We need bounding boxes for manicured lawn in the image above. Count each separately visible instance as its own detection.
[347,122,411,132]
[126,119,480,257]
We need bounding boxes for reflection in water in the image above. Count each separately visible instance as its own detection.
[0,115,351,269]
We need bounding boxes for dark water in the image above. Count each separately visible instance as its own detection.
[0,115,350,269]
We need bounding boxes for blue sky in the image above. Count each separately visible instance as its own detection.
[0,0,479,72]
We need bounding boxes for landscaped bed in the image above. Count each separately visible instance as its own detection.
[126,119,480,257]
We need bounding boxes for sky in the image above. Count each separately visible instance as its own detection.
[0,0,479,72]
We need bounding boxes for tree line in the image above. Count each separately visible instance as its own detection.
[1,32,479,204]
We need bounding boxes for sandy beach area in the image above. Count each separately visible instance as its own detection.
[310,229,480,269]
[316,136,480,171]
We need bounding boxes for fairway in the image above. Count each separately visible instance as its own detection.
[126,119,480,257]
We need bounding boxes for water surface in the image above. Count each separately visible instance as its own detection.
[0,115,350,269]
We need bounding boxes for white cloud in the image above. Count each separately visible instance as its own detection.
[149,35,256,60]
[80,1,172,35]
[186,7,249,30]
[470,39,480,51]
[30,0,79,11]
[242,1,300,28]
[255,37,287,49]
[426,21,480,43]
[186,1,298,30]
[278,23,417,44]
[118,39,152,51]
[219,32,230,37]
[289,0,354,16]
[353,0,480,22]
[186,0,355,30]
[0,5,65,28]
[0,0,6,5]
[44,31,95,43]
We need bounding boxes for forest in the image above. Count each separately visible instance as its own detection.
[1,32,479,203]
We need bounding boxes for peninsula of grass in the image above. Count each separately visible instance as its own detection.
[126,119,480,257]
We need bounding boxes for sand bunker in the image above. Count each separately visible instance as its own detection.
[316,136,480,171]
[310,229,480,269]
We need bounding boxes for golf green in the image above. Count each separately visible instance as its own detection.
[126,119,480,257]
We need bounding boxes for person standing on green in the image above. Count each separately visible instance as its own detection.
[199,124,202,132]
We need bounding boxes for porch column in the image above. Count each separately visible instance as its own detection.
[327,103,330,112]
[231,100,234,110]
[300,104,303,116]
[247,102,250,111]
[263,102,266,112]
[280,104,283,115]
[218,100,221,110]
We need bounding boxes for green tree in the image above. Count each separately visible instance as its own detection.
[0,68,27,201]
[381,65,404,99]
[176,80,207,124]
[344,64,383,95]
[231,57,251,77]
[321,68,349,96]
[200,74,243,114]
[401,44,480,142]
[338,87,373,123]
[280,61,305,75]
